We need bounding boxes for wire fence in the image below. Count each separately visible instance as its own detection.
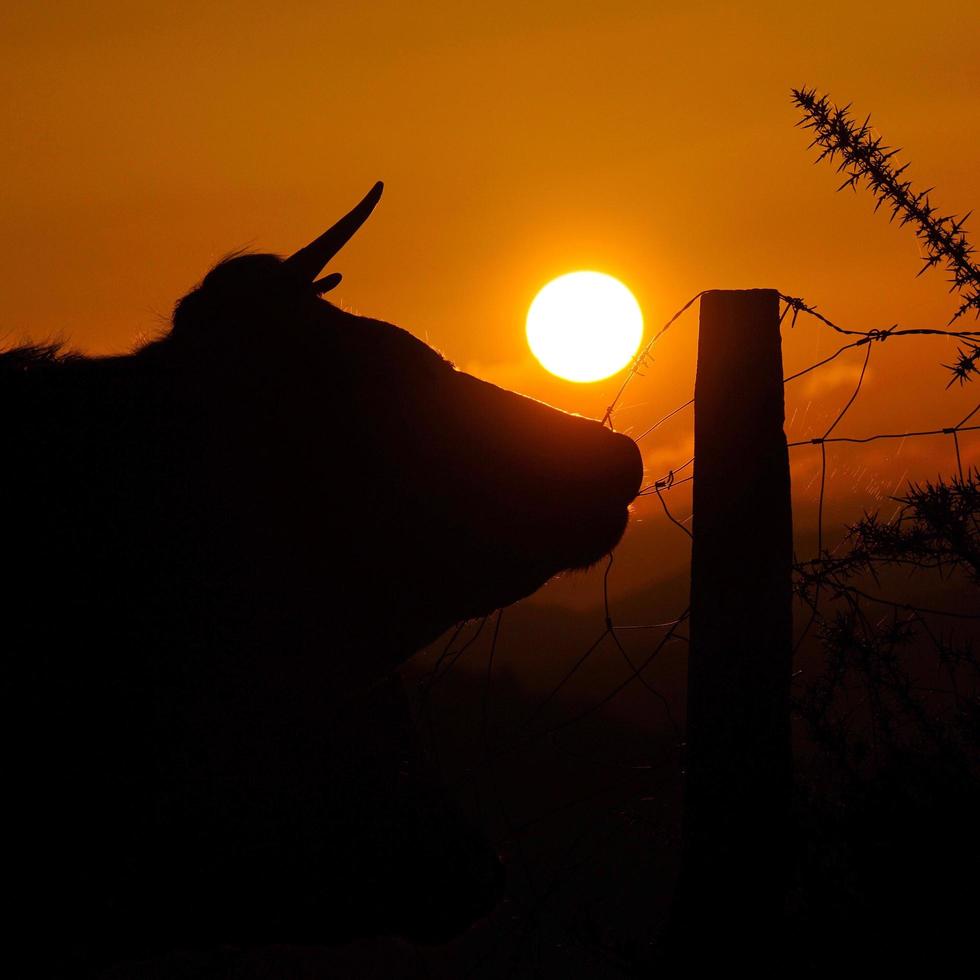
[407,85,980,976]
[411,287,979,975]
[419,289,978,753]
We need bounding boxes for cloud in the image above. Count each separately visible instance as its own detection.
[800,362,871,398]
[640,436,695,484]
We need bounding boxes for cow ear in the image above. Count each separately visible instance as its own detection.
[313,273,343,294]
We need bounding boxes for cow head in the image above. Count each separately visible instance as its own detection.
[7,185,647,953]
[149,183,643,685]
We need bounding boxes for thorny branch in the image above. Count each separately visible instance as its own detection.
[792,85,980,384]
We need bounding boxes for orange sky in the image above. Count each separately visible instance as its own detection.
[2,0,977,608]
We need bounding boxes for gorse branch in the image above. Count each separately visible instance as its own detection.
[795,469,980,591]
[792,87,980,340]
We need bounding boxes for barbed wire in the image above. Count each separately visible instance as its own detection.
[419,288,977,778]
[600,292,707,428]
[425,84,979,974]
[414,284,978,976]
[422,282,977,732]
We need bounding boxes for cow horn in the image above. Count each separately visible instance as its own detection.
[284,181,384,282]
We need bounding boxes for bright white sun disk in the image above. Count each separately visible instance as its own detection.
[526,271,643,382]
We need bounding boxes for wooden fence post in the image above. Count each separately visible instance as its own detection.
[671,289,794,955]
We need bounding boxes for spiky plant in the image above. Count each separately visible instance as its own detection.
[792,87,979,382]
[789,87,980,773]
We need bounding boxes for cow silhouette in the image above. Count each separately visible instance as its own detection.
[3,183,642,962]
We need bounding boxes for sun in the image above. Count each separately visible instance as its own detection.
[526,271,643,383]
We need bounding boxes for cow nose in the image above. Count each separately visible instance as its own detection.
[616,431,644,501]
[600,430,644,503]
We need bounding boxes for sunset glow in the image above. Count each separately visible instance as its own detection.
[526,272,643,382]
[4,3,979,970]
